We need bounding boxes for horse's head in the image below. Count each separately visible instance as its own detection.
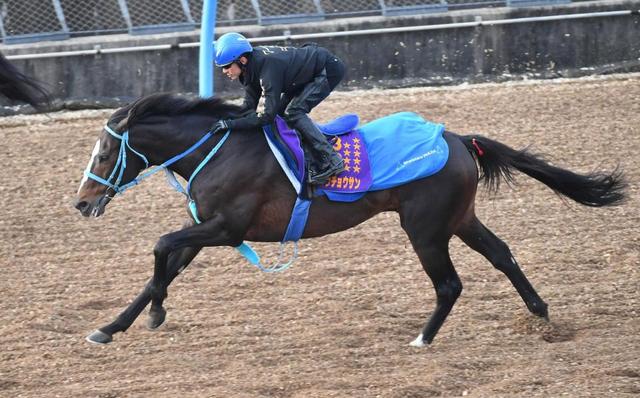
[74,93,244,217]
[0,51,51,110]
[74,119,148,217]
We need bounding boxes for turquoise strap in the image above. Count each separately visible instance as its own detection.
[185,130,230,198]
[235,242,261,265]
[90,125,260,266]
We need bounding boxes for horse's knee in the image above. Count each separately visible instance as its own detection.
[148,283,167,302]
[435,278,462,303]
[153,236,172,259]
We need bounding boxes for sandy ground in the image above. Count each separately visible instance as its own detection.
[1,74,639,398]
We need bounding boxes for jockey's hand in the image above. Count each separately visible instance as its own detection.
[211,119,230,134]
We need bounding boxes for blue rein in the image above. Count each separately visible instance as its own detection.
[85,125,260,266]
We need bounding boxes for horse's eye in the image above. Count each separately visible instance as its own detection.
[98,154,110,162]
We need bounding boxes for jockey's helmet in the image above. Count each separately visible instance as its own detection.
[214,32,253,67]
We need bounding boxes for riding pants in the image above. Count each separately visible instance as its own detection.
[281,55,346,184]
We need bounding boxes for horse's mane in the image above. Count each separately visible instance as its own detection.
[114,93,244,130]
[0,51,51,109]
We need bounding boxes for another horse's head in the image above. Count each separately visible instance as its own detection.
[0,51,51,110]
[74,93,242,217]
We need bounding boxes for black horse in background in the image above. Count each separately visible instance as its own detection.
[0,51,50,109]
[74,93,626,346]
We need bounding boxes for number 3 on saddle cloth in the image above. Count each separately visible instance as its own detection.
[262,111,450,242]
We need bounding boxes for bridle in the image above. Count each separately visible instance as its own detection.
[82,123,289,272]
[84,125,149,197]
[85,124,231,220]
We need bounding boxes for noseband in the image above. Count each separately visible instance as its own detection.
[82,124,261,265]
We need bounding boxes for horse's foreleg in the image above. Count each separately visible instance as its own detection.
[147,245,203,329]
[456,216,548,319]
[87,245,202,344]
[148,217,234,331]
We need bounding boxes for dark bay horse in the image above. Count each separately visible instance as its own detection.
[74,93,626,346]
[0,51,50,109]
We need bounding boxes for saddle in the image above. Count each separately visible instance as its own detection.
[264,114,373,197]
[262,111,449,242]
[318,114,359,136]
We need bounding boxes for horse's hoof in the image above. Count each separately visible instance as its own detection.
[86,329,113,345]
[529,301,549,320]
[147,307,166,330]
[409,334,426,348]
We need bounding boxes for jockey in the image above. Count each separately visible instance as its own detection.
[211,32,346,185]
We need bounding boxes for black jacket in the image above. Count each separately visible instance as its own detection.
[226,44,330,130]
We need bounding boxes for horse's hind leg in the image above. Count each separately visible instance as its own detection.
[400,204,463,346]
[456,216,548,319]
[86,245,202,344]
[407,239,462,347]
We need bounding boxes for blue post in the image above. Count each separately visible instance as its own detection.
[198,0,216,97]
[198,0,260,265]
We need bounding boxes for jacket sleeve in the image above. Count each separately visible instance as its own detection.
[227,68,283,130]
[239,84,260,114]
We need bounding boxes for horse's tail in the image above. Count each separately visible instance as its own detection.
[458,134,626,207]
[0,51,51,110]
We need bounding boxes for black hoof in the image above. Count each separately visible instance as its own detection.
[528,301,549,320]
[86,329,113,344]
[147,307,166,330]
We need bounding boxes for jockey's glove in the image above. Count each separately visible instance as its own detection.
[211,119,230,134]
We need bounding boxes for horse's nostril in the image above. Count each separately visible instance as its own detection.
[75,200,88,211]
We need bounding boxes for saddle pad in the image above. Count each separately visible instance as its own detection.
[317,112,449,202]
[266,115,373,194]
[320,129,373,192]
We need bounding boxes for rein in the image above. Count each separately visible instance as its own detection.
[86,124,296,273]
[85,125,226,197]
[84,125,260,266]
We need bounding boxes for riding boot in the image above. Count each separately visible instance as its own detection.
[292,115,345,185]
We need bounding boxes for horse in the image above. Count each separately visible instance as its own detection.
[0,51,50,109]
[74,93,626,346]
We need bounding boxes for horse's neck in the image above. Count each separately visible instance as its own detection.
[129,123,200,176]
[134,122,263,180]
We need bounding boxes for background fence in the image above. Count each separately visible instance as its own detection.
[0,0,589,44]
[0,0,637,112]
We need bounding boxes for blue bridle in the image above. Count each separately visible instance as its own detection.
[84,125,226,197]
[84,125,260,266]
[85,126,146,194]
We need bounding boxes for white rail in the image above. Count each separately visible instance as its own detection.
[6,10,636,61]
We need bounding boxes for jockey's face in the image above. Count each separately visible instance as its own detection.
[222,63,242,80]
[221,56,247,81]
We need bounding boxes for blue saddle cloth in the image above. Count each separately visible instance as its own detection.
[317,112,449,202]
[263,112,449,242]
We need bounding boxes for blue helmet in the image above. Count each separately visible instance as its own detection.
[214,32,253,67]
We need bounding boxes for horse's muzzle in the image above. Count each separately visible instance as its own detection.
[74,194,111,217]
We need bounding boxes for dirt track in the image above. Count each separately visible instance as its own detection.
[1,74,639,398]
